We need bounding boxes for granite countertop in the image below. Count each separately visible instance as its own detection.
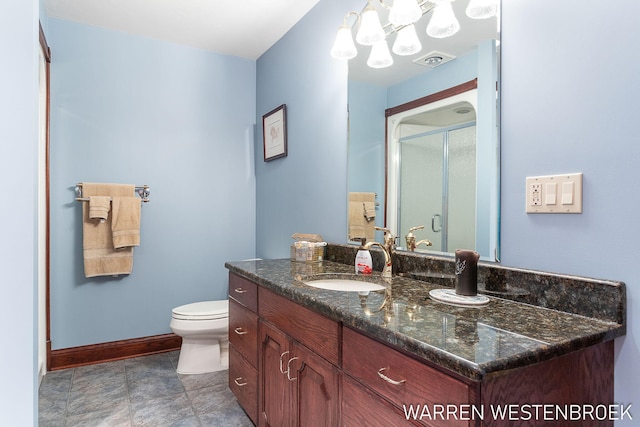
[225,258,625,381]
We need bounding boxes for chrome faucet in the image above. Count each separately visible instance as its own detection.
[362,240,392,279]
[405,225,432,252]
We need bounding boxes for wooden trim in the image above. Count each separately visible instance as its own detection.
[385,79,477,117]
[39,22,51,63]
[39,20,53,373]
[48,334,182,371]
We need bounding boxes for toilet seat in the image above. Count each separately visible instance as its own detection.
[172,300,228,321]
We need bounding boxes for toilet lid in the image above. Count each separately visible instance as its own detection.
[172,300,228,320]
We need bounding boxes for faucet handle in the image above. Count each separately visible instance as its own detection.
[405,225,425,251]
[375,226,397,248]
[375,226,391,234]
[406,225,425,240]
[408,225,425,234]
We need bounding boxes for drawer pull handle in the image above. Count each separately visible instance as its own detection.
[234,327,248,335]
[234,287,247,294]
[287,357,299,381]
[234,377,248,387]
[279,351,290,374]
[377,368,406,386]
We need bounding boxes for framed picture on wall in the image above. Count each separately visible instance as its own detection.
[263,104,287,161]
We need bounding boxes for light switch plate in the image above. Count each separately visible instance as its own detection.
[526,173,582,214]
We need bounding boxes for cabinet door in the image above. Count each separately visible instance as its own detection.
[259,320,292,427]
[291,343,340,427]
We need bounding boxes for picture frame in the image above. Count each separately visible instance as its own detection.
[262,104,288,161]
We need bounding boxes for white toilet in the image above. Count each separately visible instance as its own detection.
[170,300,229,374]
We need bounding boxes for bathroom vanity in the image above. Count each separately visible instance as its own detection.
[226,255,625,427]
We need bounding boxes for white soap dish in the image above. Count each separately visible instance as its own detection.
[429,289,490,307]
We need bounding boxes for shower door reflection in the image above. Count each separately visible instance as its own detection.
[398,123,476,253]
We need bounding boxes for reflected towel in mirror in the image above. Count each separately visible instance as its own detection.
[349,192,376,242]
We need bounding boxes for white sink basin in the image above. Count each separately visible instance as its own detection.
[303,278,386,292]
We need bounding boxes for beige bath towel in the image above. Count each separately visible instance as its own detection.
[111,197,141,249]
[82,183,135,278]
[88,196,111,222]
[348,192,376,242]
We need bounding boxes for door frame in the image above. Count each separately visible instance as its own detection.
[38,22,52,380]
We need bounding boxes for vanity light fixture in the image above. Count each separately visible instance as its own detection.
[426,0,460,39]
[465,0,499,19]
[330,0,498,68]
[356,2,386,46]
[368,40,394,68]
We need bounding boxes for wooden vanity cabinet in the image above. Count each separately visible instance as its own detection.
[258,288,340,427]
[228,272,615,427]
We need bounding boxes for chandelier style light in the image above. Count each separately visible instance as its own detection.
[330,0,498,68]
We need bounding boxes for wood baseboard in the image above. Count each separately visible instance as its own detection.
[49,333,182,371]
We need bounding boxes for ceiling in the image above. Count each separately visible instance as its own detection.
[44,0,498,87]
[44,0,322,60]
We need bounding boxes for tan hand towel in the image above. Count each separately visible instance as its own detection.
[363,201,376,221]
[348,192,376,242]
[111,197,141,249]
[82,183,135,278]
[88,196,111,222]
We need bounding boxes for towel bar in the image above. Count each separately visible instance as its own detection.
[75,183,150,203]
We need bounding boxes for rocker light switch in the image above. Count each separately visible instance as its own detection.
[545,183,557,205]
[562,181,574,205]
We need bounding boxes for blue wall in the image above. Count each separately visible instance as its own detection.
[255,0,361,258]
[500,1,640,418]
[1,0,38,423]
[48,19,257,349]
[259,0,640,420]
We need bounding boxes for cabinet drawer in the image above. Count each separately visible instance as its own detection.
[229,344,258,425]
[343,327,473,427]
[259,287,339,365]
[229,273,258,312]
[229,298,258,368]
[342,375,419,427]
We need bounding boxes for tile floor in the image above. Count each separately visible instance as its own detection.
[38,351,254,426]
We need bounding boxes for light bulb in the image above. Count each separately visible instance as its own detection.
[367,40,393,68]
[465,0,498,19]
[392,24,422,56]
[389,0,422,27]
[426,0,460,39]
[330,25,357,60]
[356,4,386,46]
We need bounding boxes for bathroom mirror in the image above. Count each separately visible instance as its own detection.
[347,0,500,261]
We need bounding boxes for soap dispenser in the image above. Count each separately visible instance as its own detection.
[355,242,373,275]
